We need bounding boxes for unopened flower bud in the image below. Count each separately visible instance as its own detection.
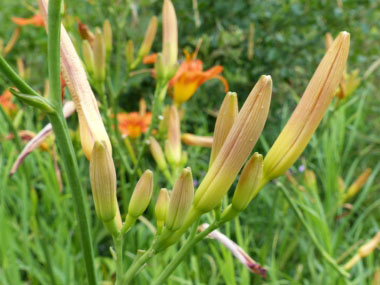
[138,16,157,59]
[304,169,317,190]
[128,170,154,218]
[210,91,238,166]
[165,105,181,166]
[125,40,134,67]
[262,32,350,184]
[231,153,263,211]
[82,40,94,74]
[165,167,194,231]
[89,141,118,222]
[162,0,177,69]
[103,19,112,55]
[155,188,170,233]
[149,137,167,170]
[344,168,371,201]
[181,133,213,148]
[93,28,106,82]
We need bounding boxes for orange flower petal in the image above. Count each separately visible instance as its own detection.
[143,53,158,64]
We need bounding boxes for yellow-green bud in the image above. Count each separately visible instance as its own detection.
[89,141,118,222]
[128,170,154,218]
[138,16,157,59]
[210,91,238,166]
[231,153,263,211]
[165,167,194,231]
[149,137,167,170]
[82,40,94,74]
[162,0,178,69]
[93,28,106,82]
[103,19,112,55]
[125,40,134,67]
[155,188,170,233]
[165,105,181,166]
[304,169,317,190]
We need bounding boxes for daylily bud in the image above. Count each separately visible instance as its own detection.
[165,105,181,166]
[158,104,170,135]
[89,141,118,222]
[338,176,345,194]
[103,19,112,55]
[138,16,157,59]
[162,0,178,69]
[82,40,94,74]
[325,32,334,51]
[149,136,167,170]
[209,91,238,166]
[93,28,106,83]
[165,167,194,231]
[155,188,170,233]
[181,133,213,147]
[231,153,263,211]
[344,168,371,201]
[262,32,350,183]
[304,169,317,190]
[179,151,188,168]
[194,75,272,213]
[125,40,134,67]
[38,0,112,160]
[129,170,154,218]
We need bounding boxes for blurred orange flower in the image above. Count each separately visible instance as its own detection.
[117,112,152,138]
[0,90,17,113]
[12,14,44,27]
[144,51,228,105]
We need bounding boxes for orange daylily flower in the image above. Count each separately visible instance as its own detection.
[0,89,17,113]
[12,14,44,27]
[144,51,229,105]
[117,112,152,139]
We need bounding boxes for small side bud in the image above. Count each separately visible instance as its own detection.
[165,106,181,166]
[89,141,118,222]
[138,16,157,59]
[149,137,167,170]
[304,169,317,190]
[82,40,94,74]
[125,40,134,67]
[231,153,263,211]
[93,28,106,82]
[103,19,112,55]
[155,188,170,234]
[128,170,154,219]
[181,133,213,148]
[344,168,371,201]
[165,167,194,231]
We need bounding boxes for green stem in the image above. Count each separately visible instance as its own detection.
[123,247,155,283]
[132,81,168,174]
[277,182,350,279]
[113,235,124,285]
[153,221,220,284]
[47,1,97,284]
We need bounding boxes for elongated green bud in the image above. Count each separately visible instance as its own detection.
[210,91,238,166]
[165,105,181,166]
[155,188,170,234]
[89,141,118,222]
[93,28,106,82]
[82,40,94,74]
[128,170,154,218]
[165,167,194,231]
[103,19,112,55]
[125,40,134,67]
[138,16,157,59]
[162,0,177,69]
[231,153,263,211]
[149,137,167,170]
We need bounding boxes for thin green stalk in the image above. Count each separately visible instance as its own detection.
[153,220,220,284]
[113,235,124,285]
[132,81,168,174]
[277,182,350,279]
[123,247,155,283]
[47,1,97,283]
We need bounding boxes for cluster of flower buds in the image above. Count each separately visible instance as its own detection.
[81,20,112,84]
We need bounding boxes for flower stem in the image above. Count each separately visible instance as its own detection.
[113,235,124,285]
[123,247,155,283]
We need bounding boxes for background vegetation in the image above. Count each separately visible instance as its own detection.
[0,0,379,284]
